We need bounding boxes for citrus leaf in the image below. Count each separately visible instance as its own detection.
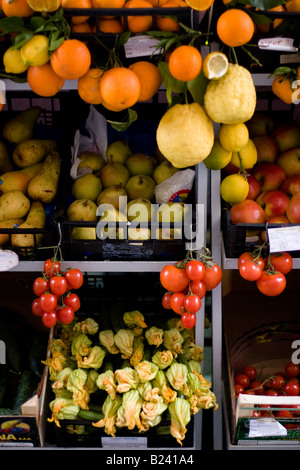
[187,70,208,106]
[268,66,296,78]
[107,108,138,131]
[117,31,131,49]
[0,16,27,33]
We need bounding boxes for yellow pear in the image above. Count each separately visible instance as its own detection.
[72,173,102,201]
[2,106,43,145]
[0,190,30,222]
[0,141,13,173]
[27,151,61,204]
[67,199,98,221]
[0,218,24,246]
[98,207,128,240]
[78,151,106,172]
[0,163,43,194]
[12,139,58,168]
[11,201,46,247]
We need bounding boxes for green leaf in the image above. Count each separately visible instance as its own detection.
[107,108,138,131]
[268,66,296,78]
[117,31,131,49]
[0,16,27,33]
[187,70,209,106]
[0,72,27,83]
[48,35,64,52]
[30,16,47,31]
[158,61,186,105]
[237,0,285,10]
[12,30,34,49]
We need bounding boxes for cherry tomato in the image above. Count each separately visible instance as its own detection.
[160,265,189,292]
[270,252,293,275]
[42,311,58,328]
[57,305,74,324]
[189,279,206,299]
[245,389,256,395]
[202,262,222,291]
[63,292,81,312]
[39,293,57,313]
[43,259,61,278]
[170,291,185,315]
[235,373,250,389]
[284,381,300,396]
[276,410,293,418]
[242,365,257,382]
[239,261,262,281]
[250,380,265,395]
[33,277,48,296]
[266,374,285,390]
[235,384,244,396]
[64,268,84,290]
[265,389,279,396]
[285,361,300,379]
[252,410,261,417]
[256,270,286,296]
[49,275,68,296]
[162,292,172,310]
[238,252,265,271]
[32,298,43,317]
[181,312,197,329]
[185,259,205,281]
[183,294,201,314]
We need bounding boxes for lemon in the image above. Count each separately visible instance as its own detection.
[21,35,50,67]
[220,173,249,205]
[202,51,228,80]
[3,46,28,74]
[230,138,258,169]
[219,122,249,152]
[204,63,256,124]
[156,102,214,168]
[203,138,232,170]
[27,0,61,11]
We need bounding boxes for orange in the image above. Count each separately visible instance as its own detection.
[77,68,103,104]
[62,0,92,24]
[217,8,255,47]
[185,0,214,11]
[50,39,91,80]
[27,62,65,97]
[99,17,124,33]
[27,0,61,12]
[91,0,125,17]
[256,5,285,33]
[71,21,94,32]
[272,74,300,105]
[2,0,35,17]
[128,61,162,101]
[123,0,154,33]
[99,66,141,112]
[168,45,202,82]
[156,1,182,31]
[286,0,300,11]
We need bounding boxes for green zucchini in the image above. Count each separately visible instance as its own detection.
[29,333,48,377]
[77,409,104,421]
[13,369,38,414]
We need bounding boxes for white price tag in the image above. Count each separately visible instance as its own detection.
[249,418,287,438]
[101,436,148,449]
[124,35,162,58]
[267,225,300,253]
[0,250,19,271]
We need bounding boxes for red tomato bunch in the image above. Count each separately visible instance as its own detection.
[238,250,293,296]
[160,253,222,329]
[235,362,300,418]
[32,258,84,328]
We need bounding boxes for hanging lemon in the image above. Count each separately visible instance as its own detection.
[202,51,228,80]
[3,46,28,74]
[26,0,62,11]
[21,35,50,67]
[220,173,249,205]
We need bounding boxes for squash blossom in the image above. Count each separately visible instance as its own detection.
[67,368,89,409]
[97,370,117,399]
[116,389,144,431]
[48,398,80,427]
[182,338,204,362]
[52,367,73,397]
[123,311,147,334]
[145,326,164,347]
[85,369,99,394]
[169,397,191,446]
[163,328,184,358]
[115,367,140,393]
[50,338,69,356]
[74,317,99,335]
[135,360,159,383]
[114,329,135,359]
[93,394,122,437]
[140,395,168,432]
[152,349,173,369]
[138,381,160,403]
[77,345,106,369]
[99,330,119,354]
[71,334,92,360]
[130,337,145,368]
[152,369,177,404]
[43,351,68,381]
[166,362,189,395]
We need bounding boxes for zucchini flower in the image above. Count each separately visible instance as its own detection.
[140,395,168,432]
[189,360,202,376]
[97,370,117,399]
[48,398,80,427]
[51,367,73,397]
[145,326,164,347]
[92,394,122,437]
[166,317,184,331]
[77,345,106,369]
[135,360,159,383]
[181,338,204,362]
[67,368,89,409]
[99,330,119,354]
[130,337,145,368]
[73,318,99,335]
[50,338,69,356]
[152,370,177,404]
[169,397,191,446]
[116,389,143,431]
[123,310,147,335]
[58,320,77,345]
[163,328,184,358]
[152,349,173,369]
[114,329,135,359]
[166,362,189,395]
[138,381,160,403]
[43,351,68,381]
[114,367,140,393]
[85,369,99,394]
[71,334,92,360]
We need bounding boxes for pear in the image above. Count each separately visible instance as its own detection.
[153,160,179,185]
[125,153,157,176]
[67,199,98,221]
[11,201,46,247]
[27,151,61,204]
[0,163,43,194]
[96,184,127,212]
[156,201,187,223]
[72,226,96,240]
[2,106,43,145]
[106,140,132,164]
[78,151,106,172]
[100,162,130,188]
[72,173,102,201]
[128,227,151,240]
[0,190,30,222]
[0,218,24,246]
[12,139,58,168]
[97,207,128,240]
[127,198,152,222]
[125,175,156,201]
[0,141,13,173]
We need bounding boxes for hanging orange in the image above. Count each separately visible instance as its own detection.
[272,74,300,105]
[27,63,65,97]
[217,8,255,47]
[128,61,162,102]
[2,0,34,17]
[99,67,141,112]
[168,45,202,82]
[50,39,91,80]
[77,68,103,105]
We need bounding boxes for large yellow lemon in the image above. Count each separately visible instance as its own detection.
[21,35,50,67]
[3,46,28,74]
[220,173,249,205]
[230,138,258,169]
[203,138,232,170]
[219,122,249,152]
